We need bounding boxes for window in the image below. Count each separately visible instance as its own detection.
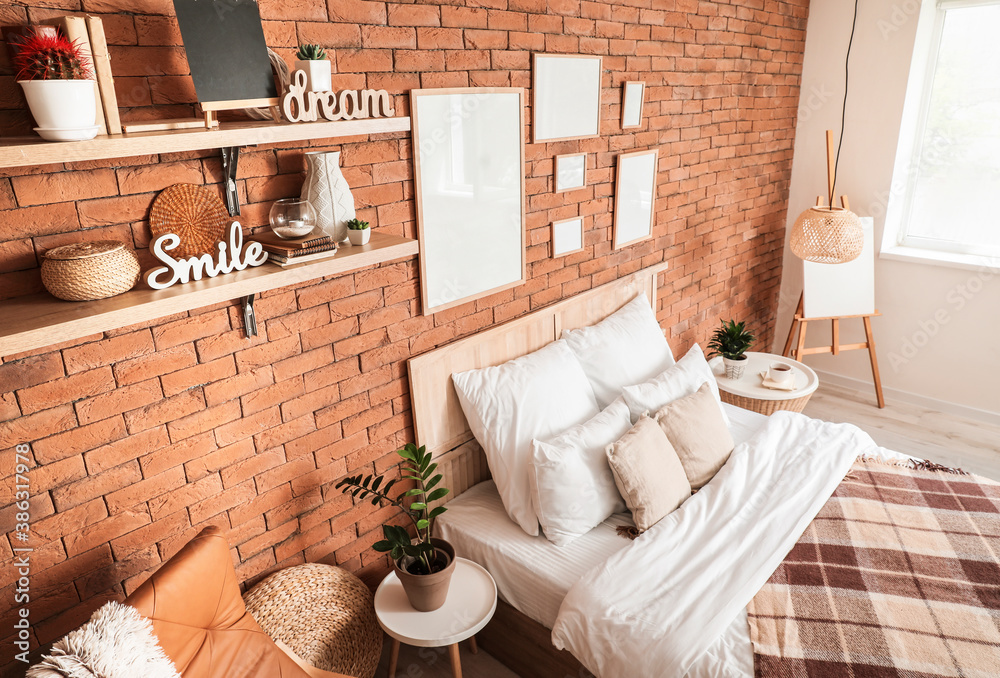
[884,0,1000,263]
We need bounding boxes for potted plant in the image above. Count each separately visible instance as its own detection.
[708,319,755,379]
[346,218,371,246]
[336,443,453,611]
[14,29,98,142]
[294,43,332,94]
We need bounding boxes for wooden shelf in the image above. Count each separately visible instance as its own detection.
[0,232,418,357]
[0,117,411,169]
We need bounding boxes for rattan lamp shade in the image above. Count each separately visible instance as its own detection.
[790,206,864,264]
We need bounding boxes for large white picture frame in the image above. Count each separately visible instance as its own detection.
[411,87,526,316]
[613,148,658,250]
[532,54,602,143]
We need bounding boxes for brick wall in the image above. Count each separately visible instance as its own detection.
[0,0,806,672]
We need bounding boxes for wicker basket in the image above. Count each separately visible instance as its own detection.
[719,389,813,415]
[41,240,140,302]
[244,563,382,678]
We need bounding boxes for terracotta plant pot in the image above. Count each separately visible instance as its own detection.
[723,355,748,380]
[394,538,455,612]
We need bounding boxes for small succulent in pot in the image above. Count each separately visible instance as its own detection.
[708,319,755,379]
[346,218,371,245]
[294,43,331,93]
[336,444,456,610]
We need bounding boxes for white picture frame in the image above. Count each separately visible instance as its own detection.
[613,149,658,250]
[551,216,585,257]
[554,152,587,193]
[621,81,645,129]
[803,218,875,318]
[532,54,602,143]
[411,87,526,315]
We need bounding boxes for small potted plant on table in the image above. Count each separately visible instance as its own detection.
[14,28,99,141]
[336,443,453,611]
[294,43,332,93]
[346,218,371,246]
[709,319,755,379]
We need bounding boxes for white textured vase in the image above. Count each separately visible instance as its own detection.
[301,151,356,243]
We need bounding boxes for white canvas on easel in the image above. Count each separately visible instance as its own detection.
[803,217,874,318]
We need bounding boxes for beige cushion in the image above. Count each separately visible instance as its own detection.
[605,416,691,532]
[654,382,735,489]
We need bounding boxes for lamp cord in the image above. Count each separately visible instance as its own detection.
[832,0,860,203]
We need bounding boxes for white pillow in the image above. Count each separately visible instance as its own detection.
[561,293,675,409]
[621,343,729,425]
[452,339,600,536]
[530,398,632,546]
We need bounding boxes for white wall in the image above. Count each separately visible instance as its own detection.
[774,0,1000,420]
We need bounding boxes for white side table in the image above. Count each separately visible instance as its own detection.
[375,557,497,678]
[708,351,819,415]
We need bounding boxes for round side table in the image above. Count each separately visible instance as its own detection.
[708,351,819,414]
[374,557,497,678]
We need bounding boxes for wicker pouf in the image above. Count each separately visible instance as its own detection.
[244,563,382,678]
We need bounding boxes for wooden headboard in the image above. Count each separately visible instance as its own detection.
[406,263,669,503]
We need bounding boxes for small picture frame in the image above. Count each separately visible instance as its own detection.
[551,216,585,257]
[621,81,645,129]
[554,152,587,193]
[613,148,659,250]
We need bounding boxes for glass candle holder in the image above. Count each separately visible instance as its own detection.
[269,199,318,239]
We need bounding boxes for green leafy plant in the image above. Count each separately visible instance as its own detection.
[335,443,449,574]
[708,319,755,360]
[13,29,93,81]
[346,218,370,231]
[295,44,327,61]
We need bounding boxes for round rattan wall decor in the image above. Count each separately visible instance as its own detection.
[149,184,229,259]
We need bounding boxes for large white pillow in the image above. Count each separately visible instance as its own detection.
[452,339,600,536]
[561,293,675,409]
[530,398,632,546]
[621,343,729,425]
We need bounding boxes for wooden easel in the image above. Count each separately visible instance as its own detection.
[782,293,885,408]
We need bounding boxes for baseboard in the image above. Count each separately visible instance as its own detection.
[812,369,1000,427]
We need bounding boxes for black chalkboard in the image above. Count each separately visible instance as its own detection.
[172,0,277,108]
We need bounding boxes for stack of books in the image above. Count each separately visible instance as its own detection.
[251,232,338,267]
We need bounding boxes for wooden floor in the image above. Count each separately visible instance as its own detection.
[373,383,1000,678]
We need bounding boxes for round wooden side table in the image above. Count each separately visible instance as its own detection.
[374,557,497,678]
[708,351,819,414]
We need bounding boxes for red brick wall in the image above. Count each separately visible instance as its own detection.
[0,0,806,672]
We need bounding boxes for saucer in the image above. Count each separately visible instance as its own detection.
[34,125,100,142]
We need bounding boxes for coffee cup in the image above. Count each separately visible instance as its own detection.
[768,362,794,385]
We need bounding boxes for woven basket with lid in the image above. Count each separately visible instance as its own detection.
[41,240,141,302]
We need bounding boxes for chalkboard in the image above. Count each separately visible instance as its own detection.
[172,0,277,110]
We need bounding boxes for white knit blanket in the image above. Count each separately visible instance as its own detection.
[27,602,180,678]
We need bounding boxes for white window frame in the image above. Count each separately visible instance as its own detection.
[880,0,1000,272]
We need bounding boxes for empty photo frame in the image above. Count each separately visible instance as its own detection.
[533,54,602,143]
[613,149,659,249]
[554,153,587,193]
[621,81,645,129]
[411,87,526,315]
[552,216,585,257]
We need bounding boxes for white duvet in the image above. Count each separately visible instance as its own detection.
[551,411,895,678]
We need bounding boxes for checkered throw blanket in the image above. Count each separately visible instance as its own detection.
[747,459,1000,677]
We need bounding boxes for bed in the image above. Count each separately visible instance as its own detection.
[405,264,1000,678]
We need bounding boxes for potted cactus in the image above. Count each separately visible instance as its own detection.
[346,218,371,246]
[708,319,755,379]
[336,444,454,611]
[294,43,331,94]
[13,28,98,141]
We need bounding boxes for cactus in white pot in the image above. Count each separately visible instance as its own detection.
[294,43,332,93]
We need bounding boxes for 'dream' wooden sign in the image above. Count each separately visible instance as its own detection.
[147,220,268,290]
[282,69,396,123]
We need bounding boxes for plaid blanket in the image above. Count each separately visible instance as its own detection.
[747,460,1000,677]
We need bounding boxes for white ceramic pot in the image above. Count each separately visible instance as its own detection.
[294,59,332,93]
[301,151,356,242]
[723,355,748,380]
[19,79,98,140]
[348,228,371,246]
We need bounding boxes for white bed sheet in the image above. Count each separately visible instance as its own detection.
[436,403,768,630]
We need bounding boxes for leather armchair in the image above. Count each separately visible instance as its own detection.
[125,526,350,678]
